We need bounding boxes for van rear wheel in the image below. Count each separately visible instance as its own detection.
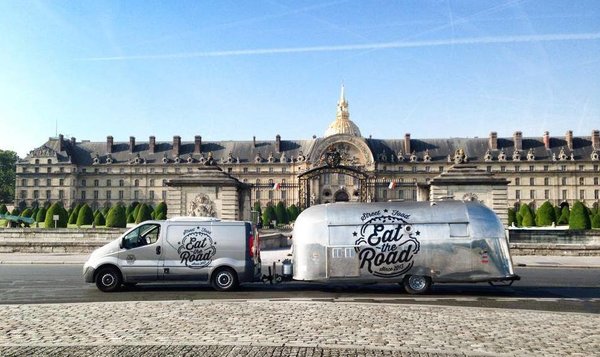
[95,267,122,292]
[211,268,238,291]
[403,275,431,295]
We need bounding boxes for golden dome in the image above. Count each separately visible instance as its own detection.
[324,85,362,138]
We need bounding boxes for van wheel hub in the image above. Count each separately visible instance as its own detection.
[408,275,427,290]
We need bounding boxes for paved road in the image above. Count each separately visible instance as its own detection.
[1,299,598,357]
[1,264,599,313]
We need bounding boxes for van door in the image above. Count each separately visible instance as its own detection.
[161,223,213,281]
[118,223,162,281]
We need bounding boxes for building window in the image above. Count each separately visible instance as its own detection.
[529,165,534,171]
[34,167,39,173]
[134,190,139,200]
[93,190,99,200]
[544,177,549,186]
[81,191,86,200]
[243,167,248,173]
[81,179,86,187]
[281,190,286,200]
[119,179,124,187]
[529,190,535,199]
[34,179,39,186]
[515,190,520,200]
[579,165,585,171]
[595,177,599,185]
[119,190,124,200]
[106,191,112,200]
[46,167,51,173]
[149,168,154,173]
[544,165,549,171]
[514,165,520,172]
[59,167,64,173]
[46,179,51,186]
[560,165,567,171]
[595,190,599,200]
[148,179,154,186]
[382,190,388,200]
[46,190,51,199]
[268,190,273,200]
[529,178,534,186]
[579,177,584,185]
[94,179,99,187]
[21,179,26,187]
[59,179,64,186]
[162,179,167,187]
[269,167,273,173]
[580,190,585,200]
[561,177,567,186]
[255,190,261,200]
[162,191,167,201]
[544,190,549,199]
[439,166,444,172]
[282,167,287,173]
[425,166,430,173]
[323,174,330,185]
[134,179,139,187]
[149,190,155,200]
[59,190,64,199]
[500,166,506,172]
[35,159,39,165]
[227,168,232,174]
[255,168,260,173]
[20,190,27,199]
[412,166,417,173]
[398,190,404,200]
[515,178,520,186]
[268,179,274,185]
[562,190,567,200]
[107,179,111,187]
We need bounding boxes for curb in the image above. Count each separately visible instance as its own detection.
[516,263,600,269]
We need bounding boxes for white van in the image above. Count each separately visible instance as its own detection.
[83,217,260,292]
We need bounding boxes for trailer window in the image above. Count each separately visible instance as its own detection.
[344,248,355,258]
[449,223,469,237]
[332,248,343,258]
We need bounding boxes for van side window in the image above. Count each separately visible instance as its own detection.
[123,224,161,249]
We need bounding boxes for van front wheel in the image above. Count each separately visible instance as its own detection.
[95,267,122,292]
[403,275,431,295]
[211,268,238,291]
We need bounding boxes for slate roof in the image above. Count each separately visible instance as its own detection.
[22,133,599,165]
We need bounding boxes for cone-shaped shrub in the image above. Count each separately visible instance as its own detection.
[154,202,167,219]
[135,203,153,224]
[0,204,7,214]
[507,208,517,227]
[76,204,94,227]
[287,204,299,222]
[569,201,591,230]
[275,201,289,224]
[36,207,47,222]
[106,204,127,228]
[20,208,33,218]
[592,214,600,229]
[93,211,106,226]
[68,204,81,225]
[262,204,276,228]
[535,201,556,227]
[44,202,68,228]
[558,206,570,225]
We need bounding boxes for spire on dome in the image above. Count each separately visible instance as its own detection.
[324,85,361,138]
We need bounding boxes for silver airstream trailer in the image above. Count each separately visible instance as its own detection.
[290,200,519,294]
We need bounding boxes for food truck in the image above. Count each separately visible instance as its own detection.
[287,200,520,294]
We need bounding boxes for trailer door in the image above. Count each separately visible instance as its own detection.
[327,246,360,278]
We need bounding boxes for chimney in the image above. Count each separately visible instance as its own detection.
[107,136,113,154]
[149,136,156,154]
[194,135,202,154]
[404,133,411,154]
[565,130,573,150]
[58,134,64,152]
[543,131,550,150]
[275,134,281,152]
[489,132,498,150]
[129,136,136,153]
[513,131,522,151]
[253,136,256,147]
[173,135,181,156]
[592,129,600,150]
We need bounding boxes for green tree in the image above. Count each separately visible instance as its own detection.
[35,207,47,222]
[0,204,7,214]
[76,204,94,227]
[287,204,300,222]
[507,208,517,227]
[0,150,17,203]
[558,205,570,225]
[592,214,600,229]
[68,204,81,225]
[10,207,20,216]
[535,201,556,227]
[154,202,167,220]
[518,204,535,227]
[106,204,127,228]
[20,208,33,218]
[262,204,276,228]
[44,202,68,228]
[252,201,262,224]
[275,201,289,225]
[93,211,106,226]
[569,201,591,230]
[135,203,153,223]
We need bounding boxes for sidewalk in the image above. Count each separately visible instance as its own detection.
[1,250,600,268]
[1,299,599,356]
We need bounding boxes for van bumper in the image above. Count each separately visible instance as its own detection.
[83,266,96,283]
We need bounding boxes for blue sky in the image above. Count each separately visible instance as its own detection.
[1,0,599,157]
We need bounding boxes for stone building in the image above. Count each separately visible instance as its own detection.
[14,86,600,222]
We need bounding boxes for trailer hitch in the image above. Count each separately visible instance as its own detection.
[261,261,292,284]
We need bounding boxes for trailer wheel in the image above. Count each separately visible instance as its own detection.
[95,266,122,292]
[403,275,431,295]
[211,268,238,291]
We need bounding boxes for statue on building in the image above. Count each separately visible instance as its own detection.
[188,194,216,217]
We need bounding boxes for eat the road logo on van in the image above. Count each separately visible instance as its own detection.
[177,227,217,269]
[354,209,420,278]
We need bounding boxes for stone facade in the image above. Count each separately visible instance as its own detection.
[14,87,600,219]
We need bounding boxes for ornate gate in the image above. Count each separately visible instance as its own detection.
[298,165,373,209]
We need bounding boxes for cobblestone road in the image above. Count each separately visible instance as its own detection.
[1,300,598,356]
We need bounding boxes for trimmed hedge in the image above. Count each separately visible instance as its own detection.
[569,201,591,230]
[76,204,94,227]
[135,203,153,224]
[106,204,127,228]
[44,202,68,228]
[535,201,556,227]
